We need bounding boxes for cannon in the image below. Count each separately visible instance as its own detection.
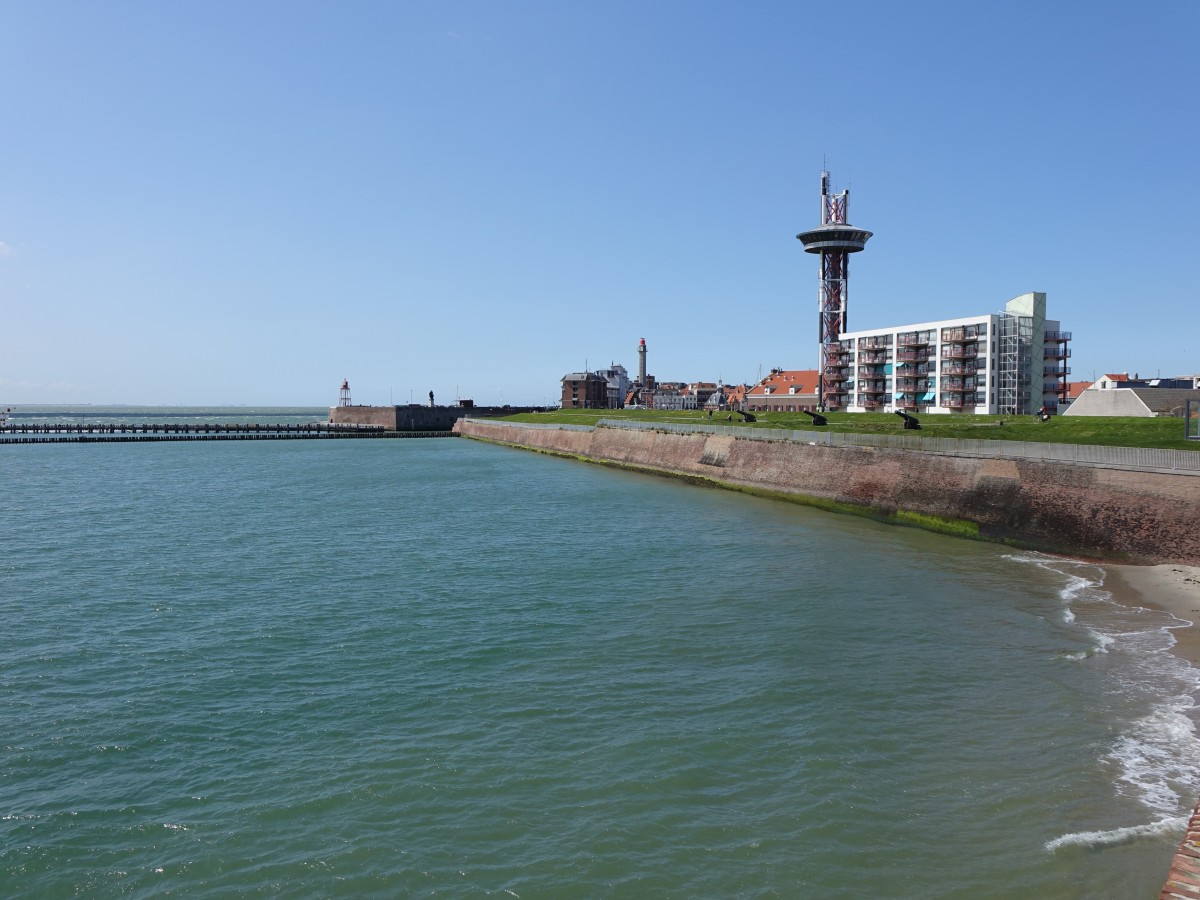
[802,409,828,426]
[894,410,921,430]
[737,411,757,423]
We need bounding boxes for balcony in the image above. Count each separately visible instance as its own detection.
[896,349,931,363]
[898,333,932,347]
[857,337,893,350]
[941,397,964,409]
[859,351,891,364]
[1044,331,1072,342]
[941,325,986,342]
[941,346,980,360]
[1043,365,1071,376]
[1044,346,1072,360]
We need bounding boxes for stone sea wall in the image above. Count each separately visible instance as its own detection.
[455,419,1200,566]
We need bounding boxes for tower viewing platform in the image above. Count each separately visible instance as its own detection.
[795,223,873,253]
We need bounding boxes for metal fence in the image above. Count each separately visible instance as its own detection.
[1189,400,1199,441]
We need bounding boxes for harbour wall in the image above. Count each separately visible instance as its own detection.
[330,404,542,431]
[455,419,1200,566]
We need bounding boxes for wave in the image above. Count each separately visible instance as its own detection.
[1109,699,1200,814]
[1045,815,1186,852]
[1008,552,1200,821]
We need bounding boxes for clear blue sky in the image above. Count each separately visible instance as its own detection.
[2,1,1196,406]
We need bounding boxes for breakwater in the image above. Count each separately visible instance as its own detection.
[0,422,455,444]
[455,419,1200,565]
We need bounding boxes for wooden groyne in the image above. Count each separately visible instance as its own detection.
[0,422,458,444]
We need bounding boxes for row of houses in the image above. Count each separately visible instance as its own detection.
[559,368,746,411]
[564,363,1199,418]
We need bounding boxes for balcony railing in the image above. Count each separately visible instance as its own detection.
[1044,331,1072,342]
[941,347,979,360]
[941,325,986,342]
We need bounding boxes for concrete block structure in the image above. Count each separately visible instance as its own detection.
[1065,374,1200,417]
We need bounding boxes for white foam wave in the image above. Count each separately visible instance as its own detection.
[1044,815,1186,852]
[1110,700,1200,813]
[1009,553,1200,822]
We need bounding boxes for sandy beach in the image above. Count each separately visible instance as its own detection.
[1105,563,1200,666]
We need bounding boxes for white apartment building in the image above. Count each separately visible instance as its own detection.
[824,292,1071,415]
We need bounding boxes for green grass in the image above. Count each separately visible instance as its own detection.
[499,408,1200,451]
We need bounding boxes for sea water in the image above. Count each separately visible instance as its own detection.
[2,416,1198,898]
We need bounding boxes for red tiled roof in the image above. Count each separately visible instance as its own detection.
[746,369,819,397]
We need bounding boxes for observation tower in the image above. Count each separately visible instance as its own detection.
[796,172,872,410]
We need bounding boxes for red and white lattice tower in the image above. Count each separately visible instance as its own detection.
[338,379,352,407]
[796,172,872,410]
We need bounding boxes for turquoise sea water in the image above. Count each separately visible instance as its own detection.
[3,410,1199,897]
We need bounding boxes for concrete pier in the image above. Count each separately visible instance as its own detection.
[0,422,455,444]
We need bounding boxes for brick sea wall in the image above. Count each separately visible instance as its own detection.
[456,420,1200,565]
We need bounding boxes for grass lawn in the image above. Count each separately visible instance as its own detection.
[498,408,1200,451]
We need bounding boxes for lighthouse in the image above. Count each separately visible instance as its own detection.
[637,338,647,387]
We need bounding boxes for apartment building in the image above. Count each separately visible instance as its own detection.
[823,293,1070,415]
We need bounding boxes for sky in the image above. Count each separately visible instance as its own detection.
[1,1,1196,407]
